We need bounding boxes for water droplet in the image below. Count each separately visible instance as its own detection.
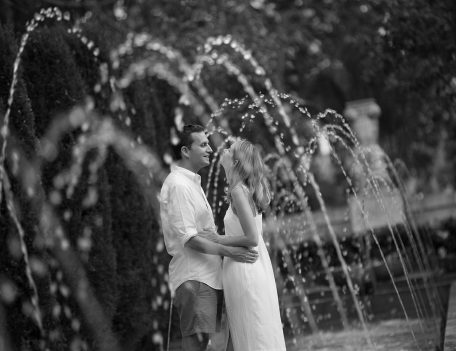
[152,332,163,344]
[60,239,70,250]
[60,285,70,297]
[34,13,44,21]
[254,67,265,76]
[1,125,9,138]
[52,304,61,318]
[30,257,48,276]
[82,187,98,207]
[78,237,92,252]
[163,153,172,164]
[0,279,17,304]
[26,186,35,197]
[64,305,72,318]
[71,318,81,331]
[49,191,62,205]
[160,284,167,295]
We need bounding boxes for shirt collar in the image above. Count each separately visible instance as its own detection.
[171,164,202,185]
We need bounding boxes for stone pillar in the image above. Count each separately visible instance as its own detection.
[344,98,404,234]
[344,98,387,193]
[344,98,381,146]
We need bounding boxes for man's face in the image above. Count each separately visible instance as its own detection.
[186,131,213,171]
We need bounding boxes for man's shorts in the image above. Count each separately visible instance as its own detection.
[174,280,223,337]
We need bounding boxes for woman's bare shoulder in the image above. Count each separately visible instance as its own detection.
[231,183,249,197]
[231,183,257,215]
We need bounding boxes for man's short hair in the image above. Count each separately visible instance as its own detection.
[172,124,206,160]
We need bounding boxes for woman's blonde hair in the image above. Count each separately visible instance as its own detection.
[226,139,271,214]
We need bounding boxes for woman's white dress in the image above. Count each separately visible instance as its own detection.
[223,204,286,351]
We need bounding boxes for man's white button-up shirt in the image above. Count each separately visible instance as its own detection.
[160,165,222,294]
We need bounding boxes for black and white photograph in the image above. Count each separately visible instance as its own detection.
[0,1,455,350]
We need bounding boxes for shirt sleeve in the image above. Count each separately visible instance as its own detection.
[165,183,199,247]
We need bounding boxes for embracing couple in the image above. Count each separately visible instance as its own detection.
[160,124,286,351]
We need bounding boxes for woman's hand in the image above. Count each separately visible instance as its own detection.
[198,229,220,243]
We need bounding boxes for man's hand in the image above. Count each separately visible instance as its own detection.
[226,246,258,263]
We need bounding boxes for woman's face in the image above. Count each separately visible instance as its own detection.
[220,143,235,172]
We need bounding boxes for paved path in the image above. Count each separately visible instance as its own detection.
[444,282,456,350]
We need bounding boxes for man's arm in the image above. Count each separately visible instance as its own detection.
[185,236,258,263]
[165,183,258,263]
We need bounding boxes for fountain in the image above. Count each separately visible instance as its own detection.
[0,6,454,351]
[202,96,449,351]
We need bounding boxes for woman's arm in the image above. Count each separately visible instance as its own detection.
[205,185,259,247]
[185,236,258,263]
[216,232,257,247]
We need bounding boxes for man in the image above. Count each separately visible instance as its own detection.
[160,124,258,350]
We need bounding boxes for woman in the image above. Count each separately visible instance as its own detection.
[200,139,286,351]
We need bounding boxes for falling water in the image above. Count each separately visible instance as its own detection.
[198,35,303,150]
[0,9,107,350]
[110,34,223,130]
[204,111,355,346]
[4,102,167,349]
[1,7,445,351]
[203,92,441,349]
